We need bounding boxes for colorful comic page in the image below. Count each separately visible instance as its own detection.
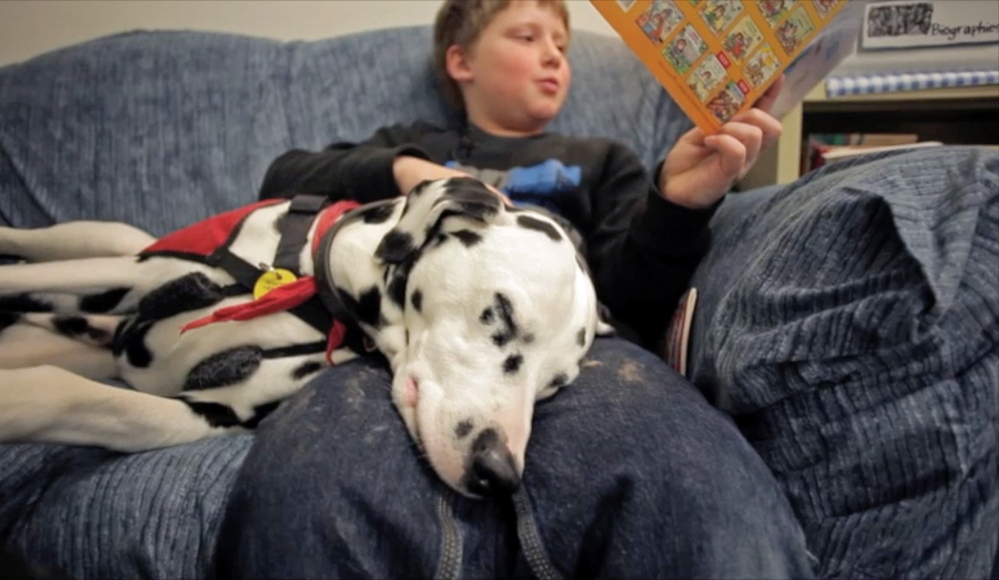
[592,0,855,134]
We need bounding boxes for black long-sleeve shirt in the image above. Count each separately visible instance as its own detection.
[258,122,717,347]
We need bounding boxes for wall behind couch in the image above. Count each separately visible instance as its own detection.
[0,0,615,67]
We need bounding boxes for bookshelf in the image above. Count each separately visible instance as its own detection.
[739,82,999,190]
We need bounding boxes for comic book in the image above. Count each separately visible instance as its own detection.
[590,0,865,134]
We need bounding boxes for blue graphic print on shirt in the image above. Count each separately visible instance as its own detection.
[445,159,581,215]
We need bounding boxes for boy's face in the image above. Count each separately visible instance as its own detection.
[450,1,571,135]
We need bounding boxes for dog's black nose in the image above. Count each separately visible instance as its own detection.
[465,428,520,496]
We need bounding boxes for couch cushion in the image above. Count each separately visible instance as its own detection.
[0,437,253,578]
[0,27,690,235]
[0,31,292,233]
[687,146,999,579]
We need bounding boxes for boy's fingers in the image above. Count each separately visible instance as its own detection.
[704,134,747,179]
[752,75,784,114]
[730,108,782,151]
[718,121,763,167]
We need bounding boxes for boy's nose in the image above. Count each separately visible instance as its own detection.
[541,42,563,67]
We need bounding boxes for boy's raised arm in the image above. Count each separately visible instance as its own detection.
[257,124,434,202]
[585,142,716,346]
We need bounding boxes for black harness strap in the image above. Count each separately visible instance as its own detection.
[312,201,395,357]
[182,194,372,355]
[274,195,329,273]
[262,340,328,358]
[197,195,335,337]
[206,249,266,292]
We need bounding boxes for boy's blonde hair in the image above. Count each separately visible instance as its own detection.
[433,0,570,110]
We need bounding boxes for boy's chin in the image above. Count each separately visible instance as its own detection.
[525,106,562,127]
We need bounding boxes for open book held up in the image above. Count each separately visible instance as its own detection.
[591,0,865,134]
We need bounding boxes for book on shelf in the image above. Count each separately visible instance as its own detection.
[802,133,943,172]
[590,0,866,134]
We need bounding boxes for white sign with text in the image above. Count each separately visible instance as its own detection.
[861,0,999,49]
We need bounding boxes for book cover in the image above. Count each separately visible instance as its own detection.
[590,0,865,134]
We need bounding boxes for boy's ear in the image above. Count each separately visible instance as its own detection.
[445,44,474,83]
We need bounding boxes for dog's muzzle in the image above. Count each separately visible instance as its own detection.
[463,428,520,496]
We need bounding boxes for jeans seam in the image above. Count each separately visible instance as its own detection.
[513,488,564,580]
[433,492,463,580]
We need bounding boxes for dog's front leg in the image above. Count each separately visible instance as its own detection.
[0,318,117,380]
[0,366,236,451]
[0,222,155,262]
[0,256,185,314]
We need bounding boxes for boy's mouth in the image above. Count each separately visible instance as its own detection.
[537,79,560,95]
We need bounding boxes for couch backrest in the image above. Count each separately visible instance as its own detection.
[0,26,690,235]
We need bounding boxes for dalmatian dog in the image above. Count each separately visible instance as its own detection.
[0,177,611,497]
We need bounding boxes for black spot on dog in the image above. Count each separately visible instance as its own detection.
[111,319,129,356]
[577,327,587,347]
[376,230,415,264]
[409,180,435,197]
[79,288,129,313]
[52,316,88,336]
[490,293,518,347]
[0,294,52,312]
[0,312,22,334]
[181,399,242,428]
[550,373,569,388]
[292,361,324,380]
[441,178,502,222]
[522,332,534,344]
[434,233,449,246]
[138,273,225,321]
[362,202,396,224]
[52,315,110,343]
[387,261,413,309]
[243,400,281,429]
[451,230,483,248]
[480,307,494,324]
[455,420,474,439]
[503,353,523,375]
[335,286,385,329]
[516,215,562,241]
[356,286,384,328]
[183,346,262,390]
[116,319,154,368]
[410,289,423,313]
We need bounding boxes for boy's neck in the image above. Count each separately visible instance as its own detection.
[466,117,547,138]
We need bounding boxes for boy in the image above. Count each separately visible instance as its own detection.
[215,2,811,578]
[255,0,781,347]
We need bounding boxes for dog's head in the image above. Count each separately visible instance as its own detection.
[326,177,612,497]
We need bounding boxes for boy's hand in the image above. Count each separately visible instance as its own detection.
[393,156,471,196]
[658,76,784,209]
[392,156,512,205]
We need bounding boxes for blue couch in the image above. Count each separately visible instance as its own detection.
[0,26,996,579]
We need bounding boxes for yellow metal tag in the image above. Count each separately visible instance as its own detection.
[253,268,298,299]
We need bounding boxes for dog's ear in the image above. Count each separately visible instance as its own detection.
[376,177,503,264]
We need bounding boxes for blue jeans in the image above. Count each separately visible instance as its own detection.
[213,338,815,579]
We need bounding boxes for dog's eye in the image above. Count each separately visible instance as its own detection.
[549,373,569,389]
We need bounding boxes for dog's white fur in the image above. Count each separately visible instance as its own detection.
[0,178,609,496]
